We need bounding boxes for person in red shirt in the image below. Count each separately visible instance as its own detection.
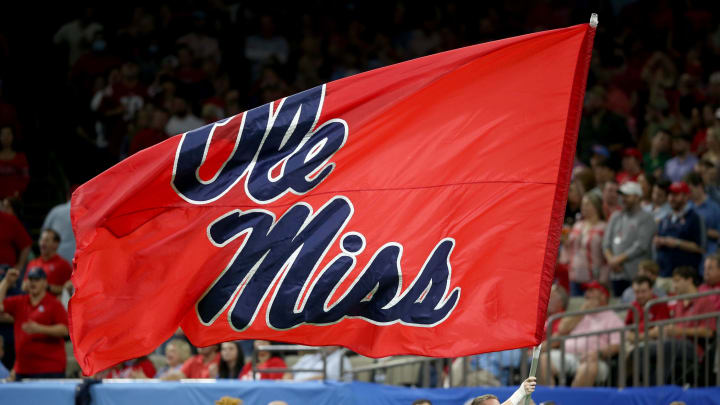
[657,266,718,340]
[616,148,643,184]
[0,210,31,271]
[698,253,720,310]
[0,267,69,379]
[23,229,72,297]
[0,126,29,199]
[239,340,287,380]
[162,344,219,380]
[625,275,670,333]
[105,356,157,378]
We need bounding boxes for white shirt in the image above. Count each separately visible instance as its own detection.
[292,349,352,381]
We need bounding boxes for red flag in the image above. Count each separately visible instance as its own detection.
[70,23,595,375]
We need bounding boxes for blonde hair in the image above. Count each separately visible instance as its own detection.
[167,339,192,363]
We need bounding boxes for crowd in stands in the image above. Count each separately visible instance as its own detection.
[1,0,720,387]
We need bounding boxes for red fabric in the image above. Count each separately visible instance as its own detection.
[25,254,73,289]
[238,356,287,380]
[2,293,68,374]
[180,353,220,378]
[0,152,29,198]
[69,23,596,375]
[0,211,32,267]
[625,297,670,332]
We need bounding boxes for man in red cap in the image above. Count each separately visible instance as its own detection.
[538,281,624,387]
[654,181,705,278]
[616,148,642,184]
[0,267,68,379]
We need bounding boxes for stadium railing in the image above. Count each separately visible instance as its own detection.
[642,290,720,387]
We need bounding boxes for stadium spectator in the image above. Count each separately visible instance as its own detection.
[601,181,622,220]
[129,107,169,155]
[698,254,720,309]
[155,338,191,379]
[625,275,670,334]
[165,97,204,136]
[621,260,667,304]
[105,356,156,378]
[0,267,69,379]
[687,172,720,256]
[537,282,623,387]
[701,127,720,166]
[0,207,31,272]
[655,182,706,278]
[412,400,432,405]
[0,335,8,378]
[0,126,29,200]
[639,266,717,384]
[245,15,289,79]
[637,173,654,211]
[163,344,220,380]
[643,130,672,178]
[53,7,104,66]
[287,346,351,381]
[42,193,76,264]
[603,181,656,296]
[577,86,631,162]
[469,377,536,405]
[566,192,608,296]
[211,341,245,379]
[23,229,72,298]
[644,178,672,222]
[616,148,643,184]
[665,135,698,183]
[239,339,286,380]
[697,159,720,204]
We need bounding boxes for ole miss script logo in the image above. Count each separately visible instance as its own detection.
[171,85,461,331]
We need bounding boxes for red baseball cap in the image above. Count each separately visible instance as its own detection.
[582,281,609,298]
[622,147,642,161]
[669,181,690,194]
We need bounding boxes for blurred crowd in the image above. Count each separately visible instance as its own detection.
[1,0,720,386]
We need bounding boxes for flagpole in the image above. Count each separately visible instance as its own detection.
[524,344,542,405]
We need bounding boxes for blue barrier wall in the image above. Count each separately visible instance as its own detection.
[2,381,720,405]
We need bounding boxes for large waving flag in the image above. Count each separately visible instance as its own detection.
[70,22,595,375]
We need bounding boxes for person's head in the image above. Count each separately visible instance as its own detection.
[698,159,717,185]
[580,192,603,221]
[672,134,691,155]
[618,181,642,210]
[198,344,219,358]
[471,394,500,405]
[26,267,48,298]
[603,181,619,206]
[220,341,244,366]
[632,275,655,306]
[583,281,610,306]
[172,97,189,116]
[685,172,705,200]
[165,339,192,367]
[594,160,616,185]
[651,130,671,153]
[703,254,720,286]
[706,126,720,151]
[637,260,660,282]
[672,266,698,294]
[567,181,583,208]
[652,179,671,206]
[637,173,654,200]
[39,229,61,258]
[668,181,691,212]
[622,148,642,174]
[254,339,273,361]
[151,109,169,131]
[547,284,568,315]
[412,400,432,405]
[0,125,14,150]
[590,144,610,169]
